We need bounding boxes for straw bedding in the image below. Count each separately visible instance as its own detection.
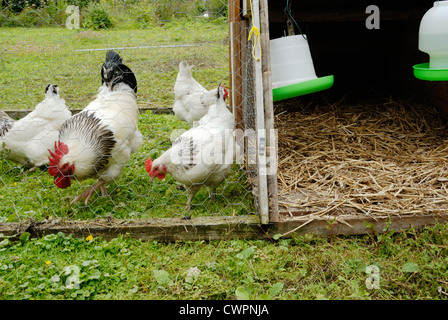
[275,98,448,217]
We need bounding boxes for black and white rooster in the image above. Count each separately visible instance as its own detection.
[0,84,71,169]
[48,51,143,205]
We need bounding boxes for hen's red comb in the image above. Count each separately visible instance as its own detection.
[222,86,229,100]
[144,158,153,173]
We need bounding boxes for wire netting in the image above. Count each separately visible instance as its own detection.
[241,31,259,213]
[0,0,260,223]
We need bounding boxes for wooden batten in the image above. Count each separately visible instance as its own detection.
[0,216,265,242]
[271,214,448,239]
[250,0,270,225]
[1,213,446,242]
[259,0,279,223]
[3,107,174,120]
[228,0,245,130]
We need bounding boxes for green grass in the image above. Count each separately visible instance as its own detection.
[0,21,229,110]
[0,224,447,300]
[0,0,228,29]
[0,22,253,221]
[0,111,254,221]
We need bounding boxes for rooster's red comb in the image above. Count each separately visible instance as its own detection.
[48,141,69,165]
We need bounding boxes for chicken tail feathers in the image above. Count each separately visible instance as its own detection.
[102,50,123,84]
[178,61,192,79]
[45,84,59,96]
[101,51,137,93]
[0,111,14,138]
[105,50,123,68]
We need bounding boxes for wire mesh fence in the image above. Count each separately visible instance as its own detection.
[241,31,260,214]
[0,0,260,225]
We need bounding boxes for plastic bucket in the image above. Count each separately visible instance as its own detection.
[270,35,317,89]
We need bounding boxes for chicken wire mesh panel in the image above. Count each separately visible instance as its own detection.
[0,0,257,224]
[240,35,260,214]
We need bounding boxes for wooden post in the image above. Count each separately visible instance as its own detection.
[229,0,247,185]
[229,0,270,224]
[259,0,279,223]
[228,0,244,130]
[250,0,270,225]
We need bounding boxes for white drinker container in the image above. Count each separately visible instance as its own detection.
[270,35,317,89]
[419,0,448,69]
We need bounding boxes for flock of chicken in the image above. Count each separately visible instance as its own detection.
[0,51,238,210]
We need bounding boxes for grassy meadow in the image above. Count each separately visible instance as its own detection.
[0,22,229,111]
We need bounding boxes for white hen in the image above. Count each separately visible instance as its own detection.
[48,51,143,205]
[173,61,228,127]
[145,85,236,210]
[0,84,71,169]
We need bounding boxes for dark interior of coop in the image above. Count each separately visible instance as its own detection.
[267,0,448,116]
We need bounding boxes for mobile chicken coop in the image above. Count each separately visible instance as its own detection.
[1,0,448,241]
[228,0,448,238]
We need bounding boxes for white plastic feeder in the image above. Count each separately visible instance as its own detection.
[413,0,448,80]
[270,35,317,88]
[270,35,334,101]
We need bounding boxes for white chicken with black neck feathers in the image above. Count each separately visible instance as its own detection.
[145,84,236,210]
[0,84,71,169]
[48,50,143,205]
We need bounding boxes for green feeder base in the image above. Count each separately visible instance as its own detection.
[272,75,334,102]
[413,63,448,81]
